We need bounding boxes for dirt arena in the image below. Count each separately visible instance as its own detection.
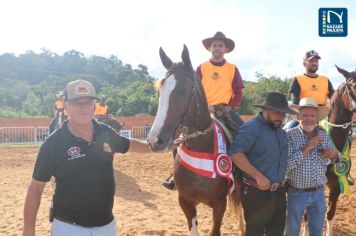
[0,144,355,236]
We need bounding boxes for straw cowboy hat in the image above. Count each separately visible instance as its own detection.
[202,31,235,53]
[255,92,298,114]
[290,97,329,121]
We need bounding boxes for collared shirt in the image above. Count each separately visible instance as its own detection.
[229,113,288,183]
[286,125,337,188]
[33,120,130,227]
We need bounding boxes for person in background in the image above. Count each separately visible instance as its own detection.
[94,95,109,119]
[49,91,68,133]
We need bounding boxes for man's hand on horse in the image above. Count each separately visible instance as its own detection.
[211,104,232,117]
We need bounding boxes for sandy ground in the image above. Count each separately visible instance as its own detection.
[0,144,356,236]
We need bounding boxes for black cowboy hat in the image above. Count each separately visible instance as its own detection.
[202,31,235,53]
[255,92,298,114]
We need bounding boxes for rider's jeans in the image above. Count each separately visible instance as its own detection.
[229,110,244,127]
[284,187,326,236]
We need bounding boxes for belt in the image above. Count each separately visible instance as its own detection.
[54,215,77,225]
[242,177,284,191]
[288,184,324,192]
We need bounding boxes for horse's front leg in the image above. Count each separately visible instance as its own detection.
[179,195,199,236]
[209,197,227,236]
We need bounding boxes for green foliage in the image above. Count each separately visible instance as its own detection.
[237,72,292,115]
[0,50,293,118]
[0,50,157,117]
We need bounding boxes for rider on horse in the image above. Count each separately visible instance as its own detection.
[49,91,68,133]
[287,50,354,185]
[94,95,109,121]
[163,31,245,190]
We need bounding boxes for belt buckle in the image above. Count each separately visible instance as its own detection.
[270,183,280,191]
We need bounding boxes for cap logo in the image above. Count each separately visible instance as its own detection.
[75,82,91,95]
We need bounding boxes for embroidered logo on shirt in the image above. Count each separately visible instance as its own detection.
[211,72,221,80]
[67,146,86,160]
[311,84,318,91]
[102,143,113,153]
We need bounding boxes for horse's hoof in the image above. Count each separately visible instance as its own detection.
[162,180,176,190]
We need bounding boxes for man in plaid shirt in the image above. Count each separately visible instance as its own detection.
[285,97,340,236]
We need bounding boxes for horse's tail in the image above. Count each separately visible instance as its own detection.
[228,168,245,235]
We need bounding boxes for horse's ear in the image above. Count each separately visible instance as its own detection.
[335,65,351,80]
[159,47,173,70]
[182,45,194,72]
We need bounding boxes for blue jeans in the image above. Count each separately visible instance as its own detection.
[229,110,244,127]
[285,187,326,236]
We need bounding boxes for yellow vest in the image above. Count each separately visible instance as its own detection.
[296,75,329,105]
[200,61,235,106]
[94,103,109,116]
[55,101,64,109]
[54,101,68,116]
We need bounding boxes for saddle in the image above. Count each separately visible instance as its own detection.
[210,104,240,144]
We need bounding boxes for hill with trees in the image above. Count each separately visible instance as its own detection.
[0,49,292,118]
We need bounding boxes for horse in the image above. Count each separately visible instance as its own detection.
[49,108,67,134]
[95,115,125,133]
[323,65,356,236]
[147,45,243,236]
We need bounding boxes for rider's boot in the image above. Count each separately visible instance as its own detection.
[162,174,175,190]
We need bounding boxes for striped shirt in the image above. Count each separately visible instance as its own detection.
[286,125,338,188]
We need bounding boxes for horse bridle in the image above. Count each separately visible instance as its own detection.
[163,68,213,144]
[326,76,356,129]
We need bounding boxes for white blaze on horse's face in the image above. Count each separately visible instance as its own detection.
[147,74,176,149]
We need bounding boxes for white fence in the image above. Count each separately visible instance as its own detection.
[0,126,151,147]
[0,127,49,146]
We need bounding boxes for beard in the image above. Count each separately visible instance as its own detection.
[302,124,317,132]
[307,66,318,74]
[267,120,283,129]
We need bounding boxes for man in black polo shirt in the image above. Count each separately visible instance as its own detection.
[23,79,151,236]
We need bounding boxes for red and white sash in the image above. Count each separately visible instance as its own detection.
[177,122,235,193]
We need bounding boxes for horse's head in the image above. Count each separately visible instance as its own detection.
[147,45,198,152]
[336,65,356,112]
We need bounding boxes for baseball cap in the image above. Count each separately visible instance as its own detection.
[64,79,97,101]
[304,50,321,61]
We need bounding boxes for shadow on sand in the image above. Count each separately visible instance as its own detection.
[114,169,157,209]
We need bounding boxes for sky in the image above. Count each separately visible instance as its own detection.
[0,0,355,88]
